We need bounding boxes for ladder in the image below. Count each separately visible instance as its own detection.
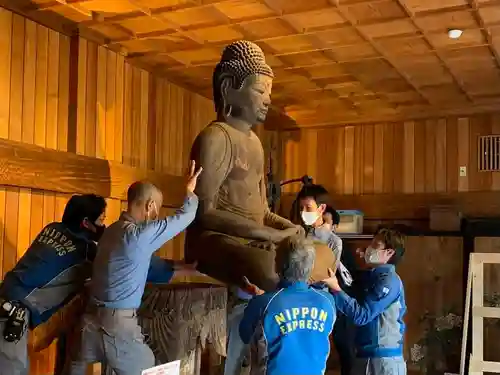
[460,253,500,375]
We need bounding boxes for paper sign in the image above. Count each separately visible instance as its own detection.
[141,360,181,375]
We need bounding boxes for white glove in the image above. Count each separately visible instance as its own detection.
[338,262,353,286]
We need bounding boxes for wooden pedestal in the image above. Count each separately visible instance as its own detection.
[101,282,227,375]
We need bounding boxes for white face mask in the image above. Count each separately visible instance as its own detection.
[364,246,384,265]
[301,211,319,226]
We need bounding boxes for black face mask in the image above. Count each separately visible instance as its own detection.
[87,224,106,242]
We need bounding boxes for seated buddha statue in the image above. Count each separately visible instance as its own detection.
[185,41,334,291]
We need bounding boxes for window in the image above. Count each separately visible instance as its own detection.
[478,135,500,171]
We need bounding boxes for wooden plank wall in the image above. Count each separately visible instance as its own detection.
[74,36,219,264]
[277,113,500,223]
[401,237,464,374]
[0,8,274,375]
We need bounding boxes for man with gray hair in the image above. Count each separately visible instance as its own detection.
[239,236,336,375]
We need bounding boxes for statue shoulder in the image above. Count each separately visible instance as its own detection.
[196,122,232,146]
[191,122,232,165]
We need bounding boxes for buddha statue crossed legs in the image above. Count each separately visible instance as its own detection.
[185,41,334,291]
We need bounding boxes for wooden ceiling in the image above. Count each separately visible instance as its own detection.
[7,0,500,128]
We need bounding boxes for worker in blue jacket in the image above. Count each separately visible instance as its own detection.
[0,194,107,375]
[322,227,407,375]
[239,235,336,375]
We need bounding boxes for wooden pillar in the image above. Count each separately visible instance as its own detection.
[67,32,80,153]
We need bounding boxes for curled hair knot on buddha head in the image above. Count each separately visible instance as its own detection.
[212,40,274,115]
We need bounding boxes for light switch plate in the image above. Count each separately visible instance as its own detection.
[459,166,467,177]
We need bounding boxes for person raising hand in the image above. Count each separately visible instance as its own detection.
[65,161,203,375]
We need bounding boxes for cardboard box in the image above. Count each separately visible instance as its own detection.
[336,210,364,234]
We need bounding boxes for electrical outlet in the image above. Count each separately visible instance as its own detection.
[459,166,467,177]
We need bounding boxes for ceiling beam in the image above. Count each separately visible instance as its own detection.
[280,100,500,130]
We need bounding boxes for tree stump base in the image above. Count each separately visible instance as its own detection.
[103,282,228,375]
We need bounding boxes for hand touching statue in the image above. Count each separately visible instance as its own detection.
[186,160,203,194]
[322,268,342,292]
[242,276,265,296]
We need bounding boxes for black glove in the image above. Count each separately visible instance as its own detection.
[0,299,28,343]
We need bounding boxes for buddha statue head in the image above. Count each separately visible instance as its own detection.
[212,40,274,127]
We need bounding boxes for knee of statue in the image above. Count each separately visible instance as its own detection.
[186,232,335,290]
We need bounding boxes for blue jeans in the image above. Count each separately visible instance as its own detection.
[63,308,154,375]
[0,311,29,375]
[333,314,355,375]
[224,302,249,375]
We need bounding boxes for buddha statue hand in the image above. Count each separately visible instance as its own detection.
[268,226,304,243]
[247,240,276,251]
[296,225,306,237]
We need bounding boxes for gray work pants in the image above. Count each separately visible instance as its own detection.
[352,356,406,375]
[224,302,249,375]
[63,307,155,375]
[0,312,29,375]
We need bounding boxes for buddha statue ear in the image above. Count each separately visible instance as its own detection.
[219,76,233,118]
[219,75,242,119]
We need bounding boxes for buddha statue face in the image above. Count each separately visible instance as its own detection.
[219,73,273,126]
[212,40,274,128]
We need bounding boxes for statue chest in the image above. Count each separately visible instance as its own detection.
[227,133,264,182]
